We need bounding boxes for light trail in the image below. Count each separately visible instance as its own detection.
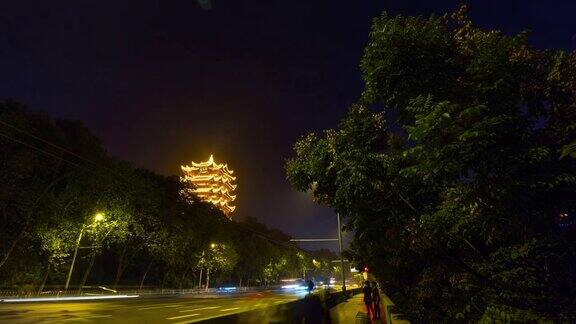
[219,307,240,312]
[179,306,221,313]
[58,314,113,321]
[166,313,201,320]
[137,304,183,310]
[0,294,139,303]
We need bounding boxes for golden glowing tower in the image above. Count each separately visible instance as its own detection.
[180,155,237,217]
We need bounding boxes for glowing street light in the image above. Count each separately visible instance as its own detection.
[199,243,221,291]
[204,243,223,291]
[64,212,106,291]
[94,212,105,222]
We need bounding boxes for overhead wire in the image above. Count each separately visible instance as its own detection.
[232,221,317,257]
[0,118,139,188]
[0,117,323,259]
[0,119,102,168]
[0,131,83,168]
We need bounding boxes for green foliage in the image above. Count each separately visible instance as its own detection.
[198,243,239,276]
[0,102,333,291]
[286,6,576,322]
[37,225,75,269]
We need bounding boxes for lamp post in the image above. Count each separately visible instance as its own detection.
[198,250,205,289]
[337,213,346,292]
[204,243,218,291]
[64,212,105,292]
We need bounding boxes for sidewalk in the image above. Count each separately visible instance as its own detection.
[329,292,410,324]
[330,293,377,323]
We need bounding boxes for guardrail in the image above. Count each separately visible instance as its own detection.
[380,291,411,324]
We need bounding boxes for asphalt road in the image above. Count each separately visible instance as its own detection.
[0,290,306,323]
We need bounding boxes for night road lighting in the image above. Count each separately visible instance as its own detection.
[0,295,139,303]
[94,212,105,222]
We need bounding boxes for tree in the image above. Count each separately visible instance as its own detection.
[286,6,576,322]
[0,101,336,295]
[36,224,76,293]
[0,102,67,275]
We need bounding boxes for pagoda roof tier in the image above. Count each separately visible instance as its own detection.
[196,192,236,202]
[205,196,236,207]
[180,155,237,217]
[222,205,235,214]
[187,180,237,191]
[183,174,237,183]
[195,186,236,196]
[181,155,234,174]
[180,169,235,178]
[182,164,234,175]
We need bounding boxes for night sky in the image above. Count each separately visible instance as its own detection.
[1,0,575,250]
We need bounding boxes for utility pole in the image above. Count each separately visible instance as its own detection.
[290,212,347,292]
[64,213,106,292]
[337,213,346,292]
[65,227,84,291]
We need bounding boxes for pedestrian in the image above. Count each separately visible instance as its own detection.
[372,281,381,320]
[307,279,315,294]
[362,281,373,319]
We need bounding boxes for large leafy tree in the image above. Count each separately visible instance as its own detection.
[286,7,575,322]
[0,102,107,284]
[0,101,339,293]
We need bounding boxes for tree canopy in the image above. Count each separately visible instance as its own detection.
[0,101,330,293]
[286,6,576,322]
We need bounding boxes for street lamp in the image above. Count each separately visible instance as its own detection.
[206,243,220,291]
[64,212,106,292]
[337,213,346,292]
[94,212,105,222]
[199,243,219,291]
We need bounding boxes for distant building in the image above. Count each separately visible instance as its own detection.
[180,155,237,217]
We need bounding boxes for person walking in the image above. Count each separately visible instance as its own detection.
[372,281,381,320]
[307,279,315,294]
[362,281,373,319]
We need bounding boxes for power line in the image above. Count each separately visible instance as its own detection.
[0,131,83,169]
[232,221,317,257]
[0,130,132,198]
[234,222,296,248]
[0,119,101,168]
[0,117,322,259]
[0,120,141,190]
[0,130,135,188]
[0,118,131,181]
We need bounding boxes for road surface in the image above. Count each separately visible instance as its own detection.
[0,290,307,323]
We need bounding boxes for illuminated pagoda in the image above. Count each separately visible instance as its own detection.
[180,155,237,217]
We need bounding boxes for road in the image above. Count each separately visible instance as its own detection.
[0,290,307,323]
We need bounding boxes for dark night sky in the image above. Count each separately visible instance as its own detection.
[1,0,575,250]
